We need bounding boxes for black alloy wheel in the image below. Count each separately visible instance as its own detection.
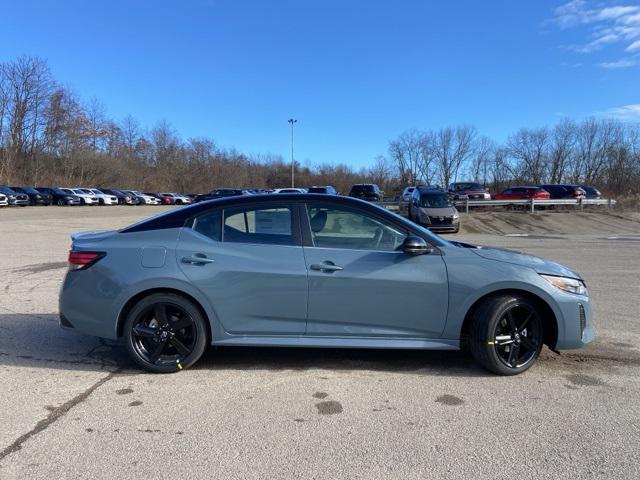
[491,303,542,369]
[124,293,208,373]
[469,295,544,375]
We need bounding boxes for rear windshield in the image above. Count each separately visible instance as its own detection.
[420,193,452,208]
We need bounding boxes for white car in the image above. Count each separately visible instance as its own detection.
[159,192,192,205]
[79,188,118,205]
[273,188,306,193]
[401,186,416,202]
[0,193,8,207]
[61,188,99,205]
[126,190,161,205]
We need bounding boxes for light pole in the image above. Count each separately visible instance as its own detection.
[288,118,297,188]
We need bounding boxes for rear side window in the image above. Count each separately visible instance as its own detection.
[192,210,222,242]
[223,205,294,245]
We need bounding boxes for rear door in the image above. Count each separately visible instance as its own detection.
[301,202,449,338]
[176,203,308,334]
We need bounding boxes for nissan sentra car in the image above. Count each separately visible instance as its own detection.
[59,194,593,375]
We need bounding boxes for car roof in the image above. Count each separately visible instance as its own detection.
[121,193,445,245]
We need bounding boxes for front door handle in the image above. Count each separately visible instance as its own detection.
[310,262,343,272]
[182,254,215,265]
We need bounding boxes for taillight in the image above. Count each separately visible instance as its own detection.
[68,251,106,271]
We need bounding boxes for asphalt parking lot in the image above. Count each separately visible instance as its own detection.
[1,206,639,479]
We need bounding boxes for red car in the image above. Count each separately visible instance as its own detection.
[495,186,550,200]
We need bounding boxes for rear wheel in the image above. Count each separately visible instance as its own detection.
[124,293,208,373]
[468,295,544,375]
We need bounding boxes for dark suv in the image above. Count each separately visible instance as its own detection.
[10,186,53,205]
[0,186,29,206]
[538,184,586,199]
[348,184,382,201]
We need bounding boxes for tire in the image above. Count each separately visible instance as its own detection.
[468,294,544,375]
[123,293,208,373]
[99,199,105,206]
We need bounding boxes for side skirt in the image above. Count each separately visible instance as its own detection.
[212,336,460,350]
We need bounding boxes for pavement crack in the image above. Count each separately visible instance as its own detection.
[0,368,122,463]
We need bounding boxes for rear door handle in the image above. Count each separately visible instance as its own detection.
[310,262,343,272]
[181,255,215,265]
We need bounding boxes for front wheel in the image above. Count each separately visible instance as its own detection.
[124,293,208,373]
[468,295,544,375]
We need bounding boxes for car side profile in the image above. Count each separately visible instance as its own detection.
[494,187,551,200]
[59,194,593,375]
[36,187,82,206]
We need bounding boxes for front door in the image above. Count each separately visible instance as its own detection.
[303,203,449,338]
[176,203,308,334]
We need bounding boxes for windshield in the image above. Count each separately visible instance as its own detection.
[308,187,327,193]
[0,186,15,194]
[420,193,452,208]
[60,189,74,194]
[452,182,483,191]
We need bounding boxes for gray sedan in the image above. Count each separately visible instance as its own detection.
[59,194,593,375]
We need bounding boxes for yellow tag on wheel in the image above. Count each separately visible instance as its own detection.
[487,341,495,345]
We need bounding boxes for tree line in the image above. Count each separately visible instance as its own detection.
[1,55,639,197]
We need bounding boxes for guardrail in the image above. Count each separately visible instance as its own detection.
[381,198,616,215]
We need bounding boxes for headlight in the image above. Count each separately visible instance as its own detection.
[65,196,74,200]
[540,274,588,296]
[453,212,459,219]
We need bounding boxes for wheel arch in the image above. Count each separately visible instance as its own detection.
[459,289,558,350]
[116,287,212,342]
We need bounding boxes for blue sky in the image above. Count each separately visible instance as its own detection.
[1,0,639,168]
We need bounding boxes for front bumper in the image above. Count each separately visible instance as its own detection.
[552,291,594,349]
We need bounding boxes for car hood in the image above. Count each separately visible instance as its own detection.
[469,246,580,279]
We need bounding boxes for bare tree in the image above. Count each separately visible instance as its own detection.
[507,127,549,184]
[388,129,433,185]
[432,125,477,187]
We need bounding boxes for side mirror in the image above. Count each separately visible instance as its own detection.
[401,236,433,255]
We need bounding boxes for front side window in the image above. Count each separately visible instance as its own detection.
[224,205,294,245]
[307,204,407,251]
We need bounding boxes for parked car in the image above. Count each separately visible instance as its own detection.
[10,186,53,205]
[579,185,602,199]
[36,187,82,206]
[408,186,460,233]
[448,182,491,200]
[538,184,586,200]
[494,187,551,201]
[100,189,135,205]
[121,190,161,205]
[400,186,416,202]
[144,192,175,205]
[194,189,250,203]
[348,184,382,201]
[273,188,306,193]
[0,193,8,207]
[59,193,593,375]
[78,188,119,205]
[307,185,337,195]
[0,186,29,206]
[159,192,192,205]
[65,188,99,205]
